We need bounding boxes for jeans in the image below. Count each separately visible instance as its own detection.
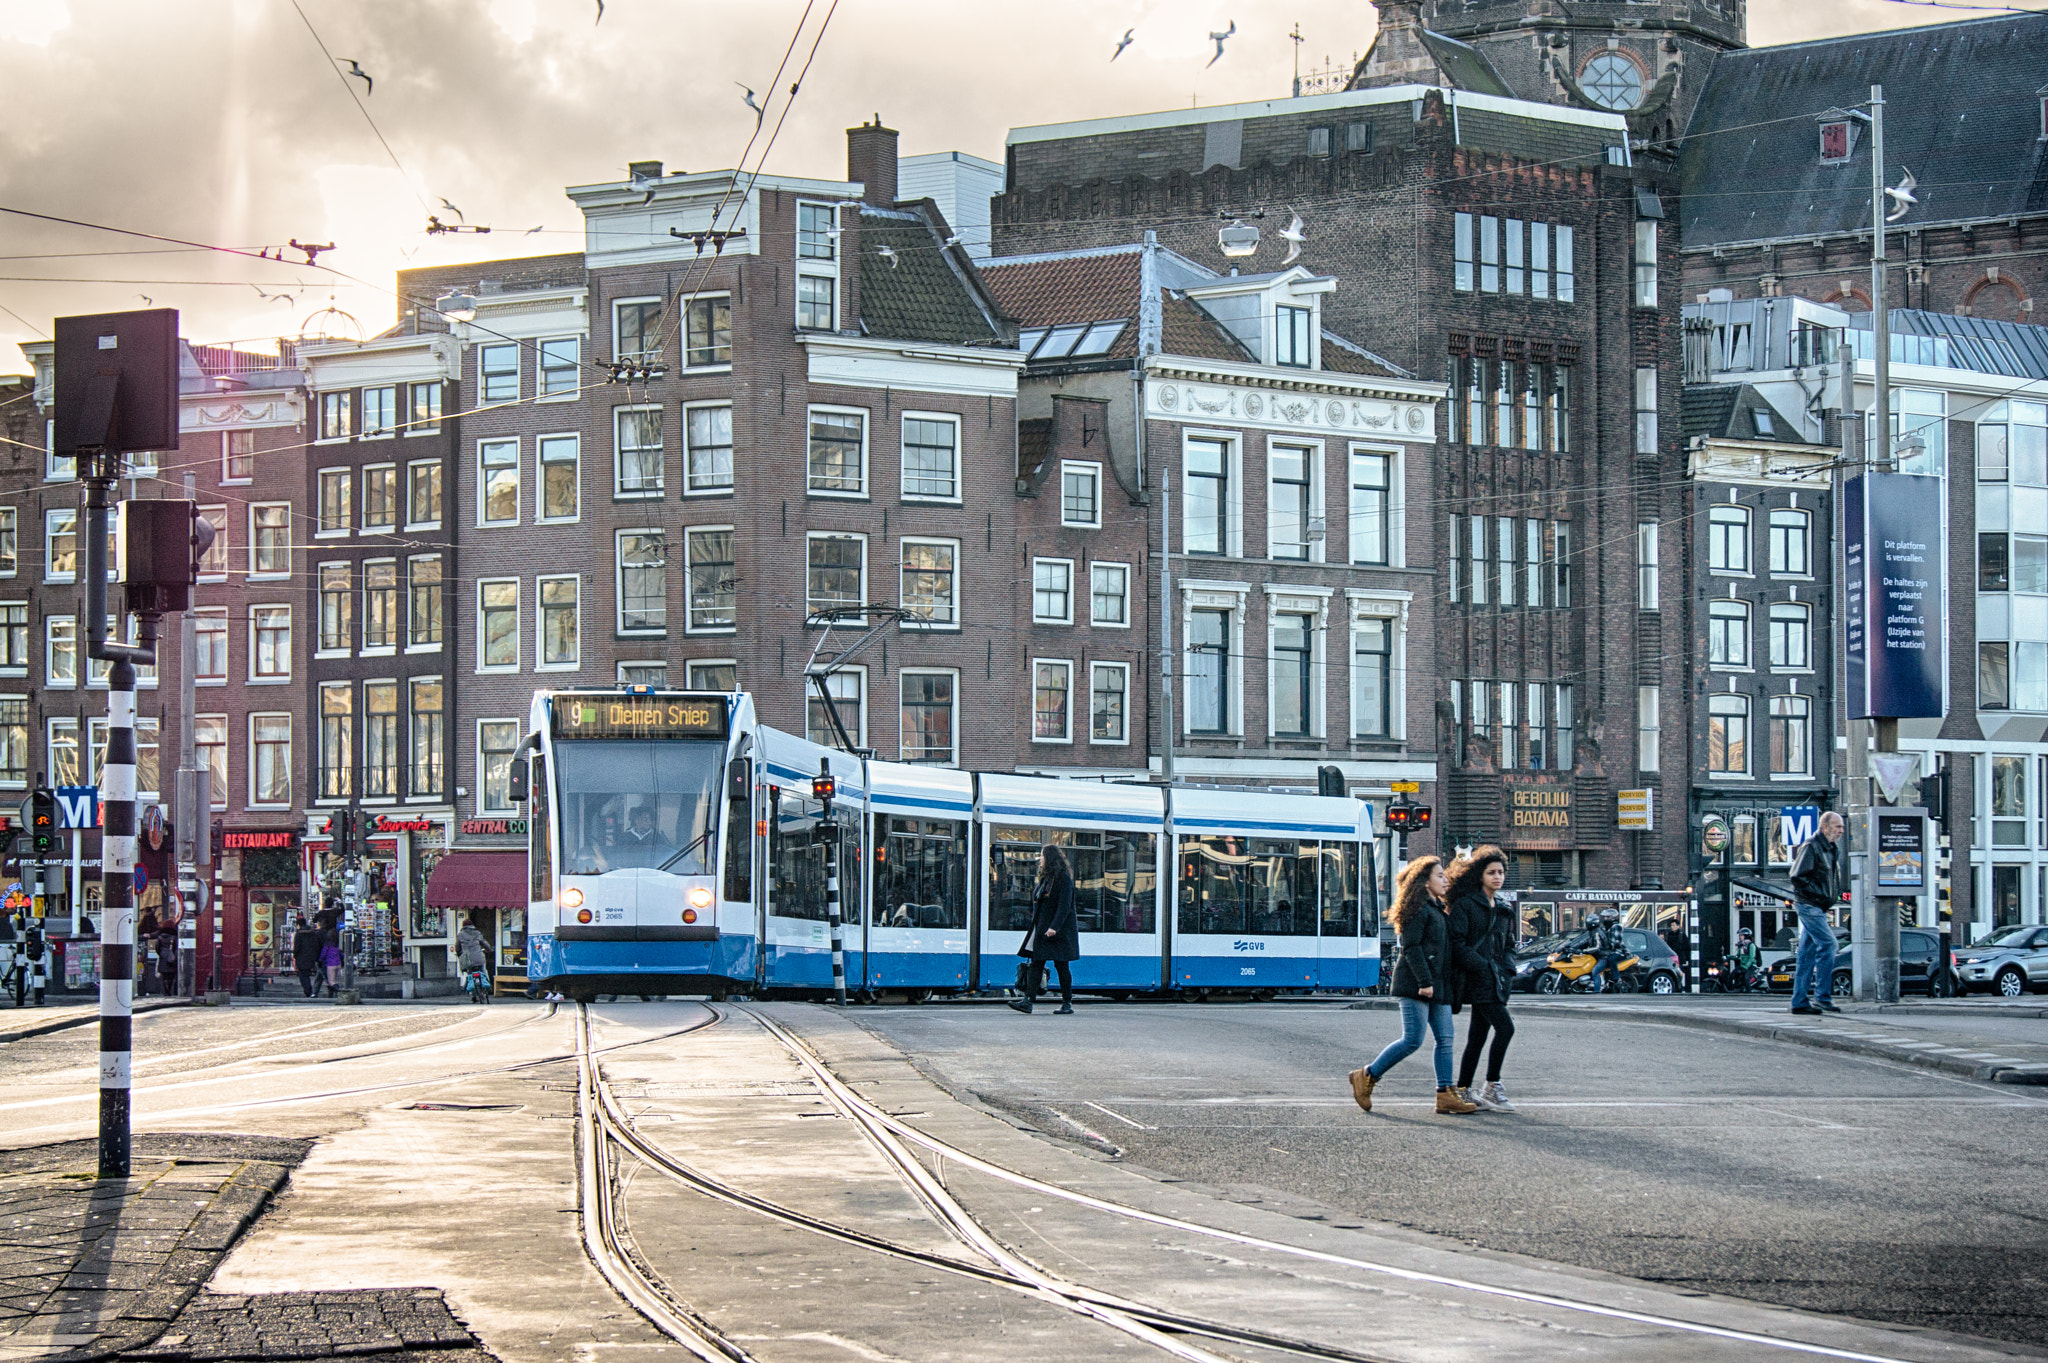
[1588,952,1623,993]
[1457,999,1515,1087]
[1790,906,1838,1007]
[1368,997,1455,1087]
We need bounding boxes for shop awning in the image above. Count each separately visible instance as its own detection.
[424,852,526,910]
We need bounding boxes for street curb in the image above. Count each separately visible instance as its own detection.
[1620,1007,2048,1085]
[0,997,191,1046]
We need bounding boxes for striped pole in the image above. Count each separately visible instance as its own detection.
[825,828,846,1006]
[99,659,137,1178]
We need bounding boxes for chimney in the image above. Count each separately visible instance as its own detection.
[627,160,663,181]
[846,116,898,207]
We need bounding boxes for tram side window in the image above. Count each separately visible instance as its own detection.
[529,756,552,902]
[723,768,752,903]
[1177,837,1319,937]
[874,817,967,929]
[989,826,1156,935]
[769,789,830,921]
[1319,842,1360,936]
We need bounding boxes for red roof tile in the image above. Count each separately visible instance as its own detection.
[980,251,1141,329]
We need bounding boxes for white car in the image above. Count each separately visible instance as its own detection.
[1956,924,2048,997]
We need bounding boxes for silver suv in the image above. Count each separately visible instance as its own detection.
[1956,924,2048,997]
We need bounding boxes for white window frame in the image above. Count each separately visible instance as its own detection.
[0,603,22,677]
[250,604,292,683]
[316,390,353,443]
[194,607,228,685]
[795,200,841,331]
[1768,507,1812,577]
[360,384,399,438]
[1769,600,1813,672]
[682,292,734,372]
[1637,521,1659,609]
[360,464,398,532]
[1182,583,1249,738]
[618,661,669,687]
[478,343,521,404]
[612,296,665,368]
[1059,459,1103,528]
[315,468,352,537]
[476,577,521,673]
[1090,661,1131,746]
[478,719,523,815]
[537,574,580,671]
[899,667,961,766]
[1032,557,1075,625]
[45,615,77,689]
[805,531,867,622]
[899,536,960,630]
[249,712,292,809]
[684,525,737,635]
[1346,592,1408,741]
[361,559,399,655]
[316,560,353,659]
[1031,658,1074,744]
[806,404,869,499]
[249,502,291,579]
[1265,588,1331,740]
[683,401,735,497]
[1182,430,1243,558]
[899,411,963,503]
[685,659,737,691]
[1090,561,1131,628]
[808,666,866,748]
[406,459,443,530]
[1769,694,1812,779]
[538,336,581,400]
[1638,684,1660,773]
[613,404,664,500]
[1708,503,1752,575]
[537,434,580,523]
[1347,443,1403,568]
[195,713,228,810]
[1266,440,1323,564]
[44,509,76,584]
[615,528,668,638]
[0,506,16,578]
[477,437,521,527]
[222,428,255,484]
[1708,597,1752,670]
[409,380,445,436]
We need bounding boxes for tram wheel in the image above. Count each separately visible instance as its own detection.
[907,989,933,1005]
[1107,991,1133,1003]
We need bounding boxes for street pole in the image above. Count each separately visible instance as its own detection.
[1159,469,1175,786]
[175,472,202,1000]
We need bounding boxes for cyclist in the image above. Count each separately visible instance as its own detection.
[456,915,491,1000]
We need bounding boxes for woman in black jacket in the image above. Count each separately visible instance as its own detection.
[1008,843,1080,1015]
[1446,845,1517,1113]
[1349,856,1477,1114]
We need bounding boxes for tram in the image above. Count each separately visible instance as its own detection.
[515,687,1381,1001]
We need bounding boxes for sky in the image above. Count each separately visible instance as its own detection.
[0,0,2007,375]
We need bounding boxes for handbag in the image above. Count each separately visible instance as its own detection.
[1014,960,1038,992]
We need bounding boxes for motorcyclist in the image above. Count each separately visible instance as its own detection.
[1587,909,1626,994]
[1732,927,1761,985]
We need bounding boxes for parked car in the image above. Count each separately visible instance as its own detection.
[1766,928,1957,997]
[1510,926,1685,995]
[1955,923,2048,997]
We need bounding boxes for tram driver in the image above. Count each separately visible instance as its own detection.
[604,803,674,870]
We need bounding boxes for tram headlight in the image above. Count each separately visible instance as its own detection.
[576,909,593,925]
[561,888,584,909]
[688,886,714,910]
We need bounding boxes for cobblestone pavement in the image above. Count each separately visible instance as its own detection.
[0,1135,306,1363]
[127,1290,485,1363]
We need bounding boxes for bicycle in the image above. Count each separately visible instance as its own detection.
[463,964,492,1005]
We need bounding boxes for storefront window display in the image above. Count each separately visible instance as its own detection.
[412,845,447,939]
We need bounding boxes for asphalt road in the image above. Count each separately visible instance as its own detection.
[851,999,2048,1347]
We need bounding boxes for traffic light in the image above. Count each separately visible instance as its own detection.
[1411,805,1432,830]
[1317,765,1345,798]
[29,787,56,858]
[812,761,836,818]
[117,499,214,615]
[1385,801,1431,832]
[1921,768,1949,831]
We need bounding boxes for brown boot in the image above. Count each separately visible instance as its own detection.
[1348,1068,1376,1112]
[1436,1086,1479,1114]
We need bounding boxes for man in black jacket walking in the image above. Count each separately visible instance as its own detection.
[1788,812,1845,1015]
[291,917,323,998]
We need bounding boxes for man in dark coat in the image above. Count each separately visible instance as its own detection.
[292,917,323,998]
[1788,811,1845,1014]
[1009,844,1080,1015]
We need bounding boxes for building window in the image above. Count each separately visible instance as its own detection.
[0,697,22,787]
[252,606,290,679]
[901,539,957,626]
[224,428,255,481]
[363,561,397,650]
[1276,304,1313,367]
[1091,663,1129,744]
[194,714,226,807]
[1530,221,1551,299]
[1468,513,1488,605]
[1769,508,1811,576]
[479,438,520,524]
[1306,126,1331,157]
[685,404,734,493]
[807,669,864,748]
[1032,660,1072,743]
[48,717,78,787]
[0,508,14,576]
[1060,460,1100,528]
[1770,603,1811,670]
[1982,533,2010,591]
[319,562,353,652]
[1273,613,1315,737]
[480,720,520,813]
[1982,641,2009,709]
[1464,358,1487,442]
[1638,685,1660,773]
[799,202,838,259]
[617,531,667,634]
[364,682,399,799]
[539,576,579,667]
[539,435,579,520]
[319,391,353,440]
[251,714,291,807]
[1495,363,1514,447]
[900,671,957,765]
[318,682,353,800]
[1496,516,1518,608]
[2017,534,2048,595]
[686,661,735,691]
[1770,696,1811,776]
[1709,599,1751,667]
[1708,693,1750,775]
[411,678,445,797]
[683,295,733,368]
[1556,226,1575,302]
[1505,217,1525,295]
[1348,450,1391,566]
[1032,558,1073,624]
[0,603,21,672]
[2016,642,2048,711]
[46,616,76,687]
[1185,437,1230,555]
[1269,445,1313,561]
[1582,50,1644,110]
[1521,365,1542,451]
[1190,608,1230,734]
[539,337,579,397]
[797,275,835,330]
[408,460,442,526]
[479,579,519,669]
[44,509,75,582]
[1554,683,1574,770]
[1353,617,1392,738]
[479,343,519,402]
[362,385,398,436]
[408,556,443,647]
[1548,365,1572,452]
[1634,367,1658,455]
[1498,682,1519,770]
[1633,220,1658,307]
[808,409,866,495]
[619,661,668,687]
[1454,212,1474,292]
[805,533,865,619]
[317,469,351,534]
[361,466,397,531]
[1709,504,1751,573]
[1977,400,2048,484]
[1091,562,1129,626]
[195,608,227,681]
[1992,755,2028,845]
[614,300,662,366]
[1627,520,1657,610]
[614,406,663,498]
[250,503,290,576]
[1479,214,1499,293]
[903,415,960,500]
[411,381,443,433]
[686,528,735,631]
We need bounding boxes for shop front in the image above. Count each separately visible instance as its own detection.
[221,829,304,986]
[304,810,452,981]
[424,832,528,984]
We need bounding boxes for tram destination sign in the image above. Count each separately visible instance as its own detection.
[553,694,729,741]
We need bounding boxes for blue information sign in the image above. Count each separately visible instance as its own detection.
[1845,473,1946,720]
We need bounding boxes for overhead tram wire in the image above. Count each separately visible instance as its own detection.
[287,0,431,214]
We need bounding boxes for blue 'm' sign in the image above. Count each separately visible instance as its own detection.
[56,785,98,830]
[1845,473,1946,720]
[1779,805,1821,849]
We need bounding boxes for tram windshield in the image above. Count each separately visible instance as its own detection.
[554,739,722,877]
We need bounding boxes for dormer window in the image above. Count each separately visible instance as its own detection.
[1276,305,1313,369]
[1752,408,1775,438]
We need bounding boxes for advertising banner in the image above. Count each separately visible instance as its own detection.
[1845,473,1946,720]
[1875,811,1928,893]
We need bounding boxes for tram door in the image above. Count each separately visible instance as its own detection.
[1317,842,1363,990]
[763,788,853,990]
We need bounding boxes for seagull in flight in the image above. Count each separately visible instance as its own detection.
[1279,212,1306,265]
[876,245,899,269]
[737,83,764,126]
[251,284,297,306]
[593,0,604,23]
[1112,28,1134,60]
[1207,21,1235,68]
[437,197,464,223]
[525,225,545,236]
[341,58,372,95]
[1884,166,1918,222]
[137,294,153,306]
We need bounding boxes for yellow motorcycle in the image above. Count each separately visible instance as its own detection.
[1537,946,1641,995]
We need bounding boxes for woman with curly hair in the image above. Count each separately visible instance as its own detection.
[1446,845,1517,1112]
[1349,855,1476,1114]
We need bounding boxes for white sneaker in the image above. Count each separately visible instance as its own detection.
[1482,1082,1516,1112]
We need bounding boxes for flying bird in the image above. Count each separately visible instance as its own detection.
[594,0,603,22]
[1884,166,1918,222]
[341,58,372,95]
[1206,21,1235,67]
[525,225,545,236]
[940,233,962,250]
[1112,28,1134,60]
[251,285,297,306]
[137,295,153,306]
[437,197,464,223]
[876,245,899,269]
[737,83,763,126]
[1279,212,1305,265]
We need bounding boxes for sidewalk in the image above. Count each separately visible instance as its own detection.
[0,998,191,1048]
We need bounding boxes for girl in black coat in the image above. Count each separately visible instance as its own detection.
[1348,856,1477,1114]
[1446,845,1517,1112]
[1008,843,1080,1015]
